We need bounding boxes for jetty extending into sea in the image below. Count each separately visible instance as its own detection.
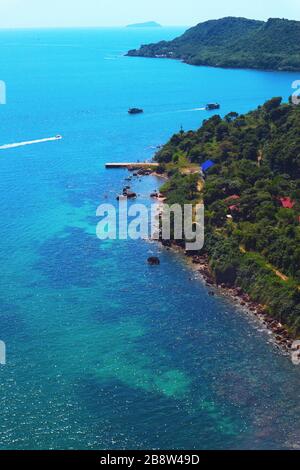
[105,162,159,169]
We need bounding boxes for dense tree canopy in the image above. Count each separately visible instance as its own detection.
[128,17,300,71]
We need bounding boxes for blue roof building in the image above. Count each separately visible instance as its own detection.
[201,160,215,172]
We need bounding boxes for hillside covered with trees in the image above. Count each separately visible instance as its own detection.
[155,97,300,335]
[127,17,300,71]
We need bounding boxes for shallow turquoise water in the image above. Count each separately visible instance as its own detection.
[0,27,299,450]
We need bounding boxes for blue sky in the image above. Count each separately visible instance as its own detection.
[0,0,299,28]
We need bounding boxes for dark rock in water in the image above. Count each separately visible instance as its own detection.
[209,291,215,296]
[147,256,160,266]
[126,191,137,199]
[121,189,137,199]
[117,191,136,200]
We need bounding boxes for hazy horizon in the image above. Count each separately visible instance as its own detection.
[0,17,297,31]
[0,0,299,29]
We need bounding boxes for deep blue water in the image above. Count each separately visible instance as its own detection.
[0,27,300,450]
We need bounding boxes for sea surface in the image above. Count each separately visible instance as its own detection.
[0,27,299,450]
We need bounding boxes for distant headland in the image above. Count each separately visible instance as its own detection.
[126,21,162,28]
[127,16,300,71]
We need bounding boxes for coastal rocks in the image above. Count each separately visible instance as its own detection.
[128,167,154,176]
[147,256,160,266]
[150,191,164,199]
[124,190,137,199]
[235,287,243,295]
[117,189,137,200]
[186,250,295,355]
[240,293,251,303]
[137,168,153,176]
[291,341,300,365]
[197,264,214,285]
[192,254,208,264]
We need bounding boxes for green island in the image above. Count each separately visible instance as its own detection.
[127,17,300,71]
[154,97,300,337]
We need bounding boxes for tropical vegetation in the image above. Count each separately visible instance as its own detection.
[156,97,300,335]
[127,17,300,71]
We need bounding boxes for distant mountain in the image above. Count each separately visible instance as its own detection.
[126,21,162,28]
[127,17,300,71]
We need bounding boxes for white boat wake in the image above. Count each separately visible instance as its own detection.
[146,107,206,117]
[0,135,62,150]
[189,107,206,111]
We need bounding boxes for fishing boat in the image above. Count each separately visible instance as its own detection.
[128,108,143,115]
[205,103,220,110]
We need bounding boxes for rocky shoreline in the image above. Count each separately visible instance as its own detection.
[122,167,296,358]
[161,240,295,355]
[187,252,294,354]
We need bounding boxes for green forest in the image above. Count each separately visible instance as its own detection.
[127,17,300,71]
[155,97,300,336]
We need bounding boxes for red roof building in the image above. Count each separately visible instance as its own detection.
[279,197,295,209]
[225,195,240,203]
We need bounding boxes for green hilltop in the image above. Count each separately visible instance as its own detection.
[127,17,300,71]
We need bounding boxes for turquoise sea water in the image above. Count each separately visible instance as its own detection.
[0,27,300,450]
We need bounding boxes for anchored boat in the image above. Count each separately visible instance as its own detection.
[128,108,144,115]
